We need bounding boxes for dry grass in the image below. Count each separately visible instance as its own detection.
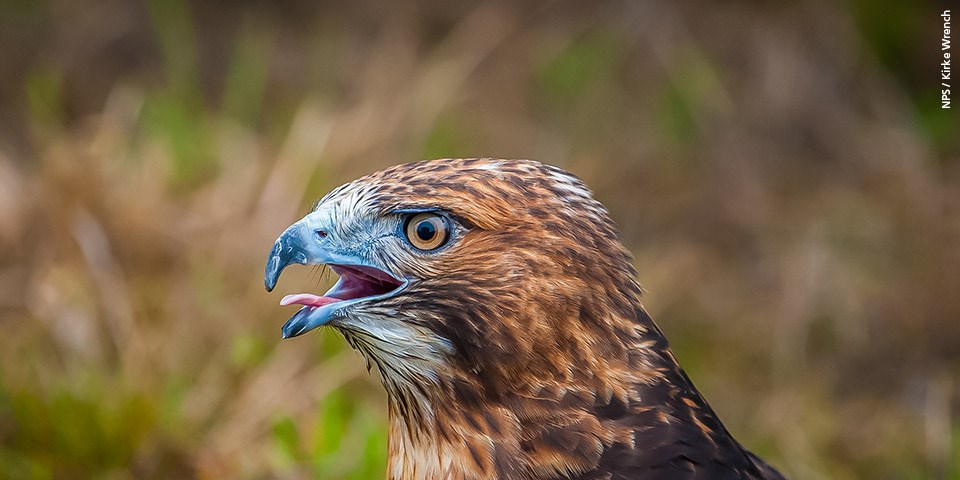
[0,0,957,478]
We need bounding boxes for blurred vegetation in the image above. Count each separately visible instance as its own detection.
[0,0,957,478]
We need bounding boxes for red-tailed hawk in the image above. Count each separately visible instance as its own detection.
[265,158,785,479]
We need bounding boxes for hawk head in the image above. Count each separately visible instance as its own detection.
[265,158,641,396]
[265,158,783,479]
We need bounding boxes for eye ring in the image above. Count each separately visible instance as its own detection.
[404,213,450,251]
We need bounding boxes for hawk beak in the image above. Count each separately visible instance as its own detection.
[265,222,311,292]
[264,216,407,338]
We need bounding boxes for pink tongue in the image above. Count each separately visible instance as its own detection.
[280,293,342,307]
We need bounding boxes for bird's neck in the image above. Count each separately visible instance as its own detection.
[382,337,666,480]
[380,301,680,479]
[386,398,501,480]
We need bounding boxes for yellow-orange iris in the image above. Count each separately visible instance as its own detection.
[405,213,448,251]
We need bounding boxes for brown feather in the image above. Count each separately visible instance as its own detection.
[307,158,785,479]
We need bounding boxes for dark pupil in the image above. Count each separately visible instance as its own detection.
[416,221,437,241]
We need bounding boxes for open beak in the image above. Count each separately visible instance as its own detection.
[265,220,406,338]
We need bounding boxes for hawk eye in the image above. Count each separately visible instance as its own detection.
[404,213,449,251]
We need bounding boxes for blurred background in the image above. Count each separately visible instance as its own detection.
[0,0,957,478]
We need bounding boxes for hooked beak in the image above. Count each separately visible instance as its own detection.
[264,222,311,293]
[264,219,406,338]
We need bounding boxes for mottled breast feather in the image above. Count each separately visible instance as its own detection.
[314,158,785,479]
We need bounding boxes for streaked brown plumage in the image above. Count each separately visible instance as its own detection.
[265,158,785,479]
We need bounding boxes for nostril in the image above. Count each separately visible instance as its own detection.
[316,230,328,239]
